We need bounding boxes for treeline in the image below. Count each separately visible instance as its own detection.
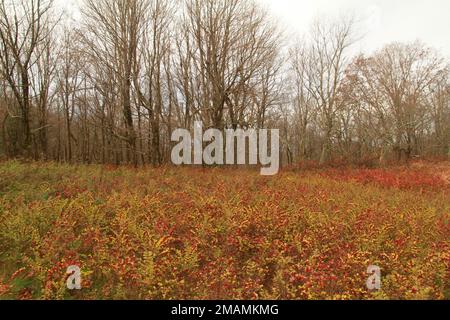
[0,0,449,167]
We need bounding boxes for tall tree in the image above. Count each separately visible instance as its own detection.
[305,17,356,164]
[348,42,447,163]
[81,0,149,165]
[0,0,54,156]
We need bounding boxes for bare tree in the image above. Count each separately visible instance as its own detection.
[180,0,281,130]
[55,28,86,163]
[0,1,447,166]
[426,69,450,157]
[291,17,357,164]
[348,42,448,163]
[0,0,55,156]
[81,0,150,166]
[289,42,316,160]
[133,0,174,165]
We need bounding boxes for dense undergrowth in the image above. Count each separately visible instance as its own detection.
[0,161,448,300]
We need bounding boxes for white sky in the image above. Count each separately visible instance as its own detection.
[55,0,450,58]
[257,0,450,57]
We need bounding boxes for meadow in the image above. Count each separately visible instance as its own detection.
[0,160,448,300]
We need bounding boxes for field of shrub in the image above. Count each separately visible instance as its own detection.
[0,161,448,300]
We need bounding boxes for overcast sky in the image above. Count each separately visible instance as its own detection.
[56,0,450,57]
[257,0,450,57]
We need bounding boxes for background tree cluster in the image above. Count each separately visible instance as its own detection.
[0,0,448,166]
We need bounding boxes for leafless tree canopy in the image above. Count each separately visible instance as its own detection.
[0,0,448,166]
